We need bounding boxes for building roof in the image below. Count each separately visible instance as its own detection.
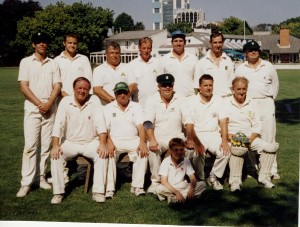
[106,30,164,41]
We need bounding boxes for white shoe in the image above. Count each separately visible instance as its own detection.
[271,174,280,180]
[207,177,223,190]
[260,179,275,189]
[16,186,30,197]
[167,196,177,204]
[131,187,145,196]
[51,194,64,204]
[40,178,52,190]
[147,184,157,194]
[230,182,241,192]
[92,193,105,203]
[105,191,114,199]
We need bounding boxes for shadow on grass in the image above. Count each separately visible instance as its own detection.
[170,181,298,226]
[276,98,300,124]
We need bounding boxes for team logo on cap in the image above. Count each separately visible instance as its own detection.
[166,76,169,79]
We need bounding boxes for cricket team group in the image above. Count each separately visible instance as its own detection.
[16,29,280,205]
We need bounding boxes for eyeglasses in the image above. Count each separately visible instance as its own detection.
[115,90,129,96]
[159,83,174,88]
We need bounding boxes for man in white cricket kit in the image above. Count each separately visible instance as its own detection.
[185,74,230,190]
[17,32,61,198]
[104,82,148,198]
[50,77,108,204]
[235,40,280,180]
[128,37,163,108]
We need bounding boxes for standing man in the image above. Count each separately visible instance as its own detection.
[104,82,148,197]
[185,74,230,190]
[194,31,234,98]
[55,33,92,97]
[162,30,198,97]
[16,32,61,197]
[128,37,163,107]
[143,74,192,193]
[50,77,108,204]
[93,41,137,105]
[235,41,280,179]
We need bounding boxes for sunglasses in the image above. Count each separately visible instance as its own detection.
[159,83,174,88]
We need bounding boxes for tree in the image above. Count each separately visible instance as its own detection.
[134,22,145,31]
[12,2,113,63]
[114,12,135,32]
[165,21,193,34]
[0,0,42,66]
[272,17,300,39]
[253,23,274,32]
[219,16,252,35]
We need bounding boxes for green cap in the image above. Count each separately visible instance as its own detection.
[113,82,129,92]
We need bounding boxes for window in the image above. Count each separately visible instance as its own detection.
[154,8,160,13]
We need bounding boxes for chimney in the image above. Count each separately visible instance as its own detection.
[280,28,290,47]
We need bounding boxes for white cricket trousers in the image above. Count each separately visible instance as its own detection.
[21,107,55,186]
[106,138,148,191]
[51,138,108,194]
[253,97,278,175]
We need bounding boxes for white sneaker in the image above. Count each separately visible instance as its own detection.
[40,178,52,190]
[167,196,177,204]
[271,174,280,180]
[16,186,30,197]
[105,191,114,199]
[134,187,146,196]
[92,193,105,203]
[207,177,223,190]
[51,194,64,204]
[261,179,275,189]
[230,182,241,192]
[147,184,157,194]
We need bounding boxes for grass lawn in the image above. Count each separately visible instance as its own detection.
[0,68,299,226]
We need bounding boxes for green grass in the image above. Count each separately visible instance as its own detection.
[0,67,299,226]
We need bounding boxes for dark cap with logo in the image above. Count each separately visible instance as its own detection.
[156,74,175,84]
[243,40,261,52]
[31,32,50,44]
[171,30,186,41]
[113,82,129,92]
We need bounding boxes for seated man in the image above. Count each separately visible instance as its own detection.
[156,138,206,205]
[185,74,230,190]
[143,74,193,194]
[104,82,148,198]
[224,77,279,192]
[50,77,109,204]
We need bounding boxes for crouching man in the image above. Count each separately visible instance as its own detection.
[156,138,206,205]
[50,77,109,204]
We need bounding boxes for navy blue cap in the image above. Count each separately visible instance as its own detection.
[243,41,261,52]
[171,30,185,40]
[156,74,175,84]
[31,32,50,44]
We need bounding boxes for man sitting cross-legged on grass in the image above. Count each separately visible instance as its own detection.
[50,77,109,204]
[156,138,206,205]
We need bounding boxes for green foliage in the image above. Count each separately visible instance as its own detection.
[272,17,300,39]
[0,68,299,226]
[13,2,113,60]
[114,12,135,32]
[165,21,193,34]
[134,21,145,31]
[0,0,42,66]
[219,16,253,35]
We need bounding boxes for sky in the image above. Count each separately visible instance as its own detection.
[34,0,300,29]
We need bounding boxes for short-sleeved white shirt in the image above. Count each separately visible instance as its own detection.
[224,97,261,137]
[103,101,144,140]
[18,54,61,110]
[92,61,136,98]
[194,50,234,97]
[144,92,186,139]
[235,59,279,99]
[185,94,226,134]
[54,52,92,95]
[128,56,163,107]
[51,95,106,143]
[162,51,198,97]
[158,156,195,186]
